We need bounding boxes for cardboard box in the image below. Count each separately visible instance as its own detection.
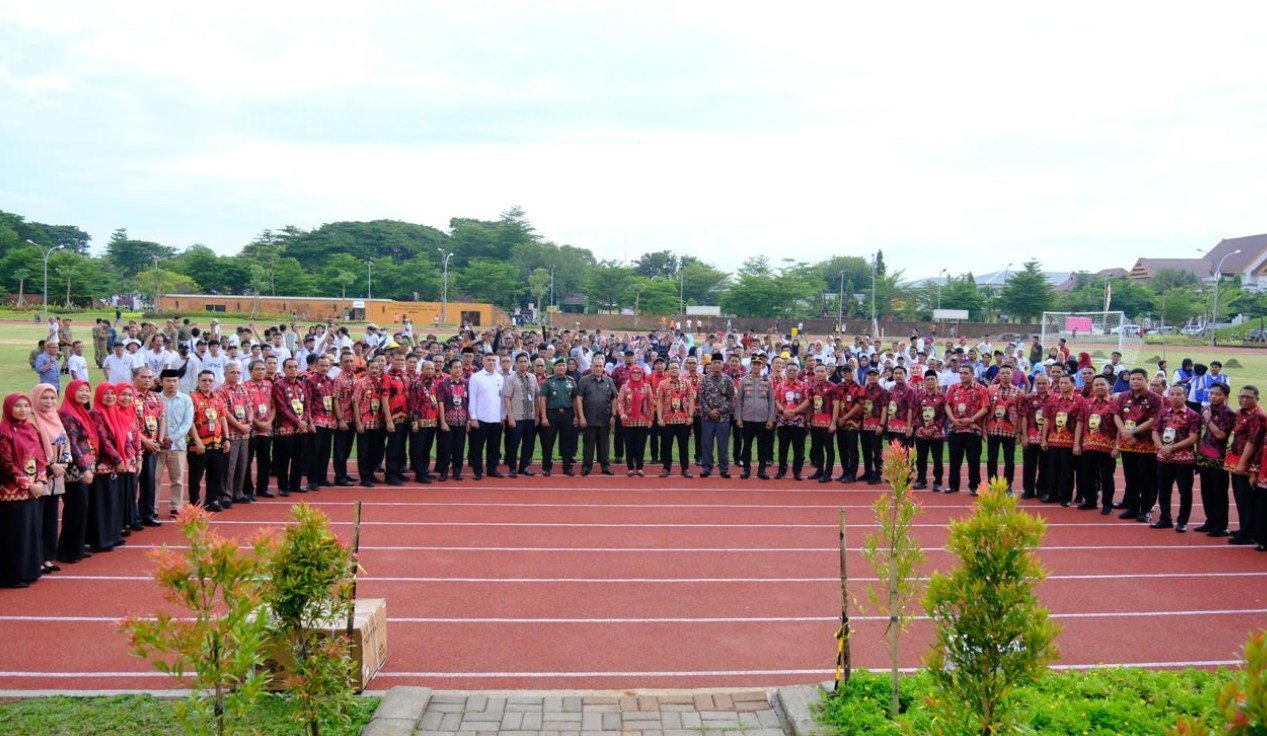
[264,598,387,692]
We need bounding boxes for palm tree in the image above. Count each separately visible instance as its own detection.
[12,268,30,306]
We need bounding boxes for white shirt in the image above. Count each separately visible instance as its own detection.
[67,354,90,382]
[177,354,203,394]
[202,351,228,386]
[468,369,506,423]
[143,349,173,375]
[103,353,134,383]
[270,344,292,363]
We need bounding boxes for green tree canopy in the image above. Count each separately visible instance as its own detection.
[999,260,1055,322]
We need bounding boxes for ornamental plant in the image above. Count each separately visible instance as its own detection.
[122,505,276,736]
[264,503,358,736]
[859,440,925,718]
[921,477,1060,736]
[1171,629,1267,735]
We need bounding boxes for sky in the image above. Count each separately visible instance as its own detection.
[2,1,1266,280]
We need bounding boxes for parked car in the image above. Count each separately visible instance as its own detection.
[1181,325,1206,337]
[1110,324,1141,336]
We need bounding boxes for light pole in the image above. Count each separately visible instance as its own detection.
[437,247,454,324]
[837,270,846,331]
[366,259,373,301]
[679,262,686,317]
[550,265,557,309]
[1212,248,1242,327]
[936,268,948,311]
[33,241,62,319]
[870,252,878,336]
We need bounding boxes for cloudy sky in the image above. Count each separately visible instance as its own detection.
[2,1,1266,279]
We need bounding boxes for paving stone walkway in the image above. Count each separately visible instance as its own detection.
[362,687,803,736]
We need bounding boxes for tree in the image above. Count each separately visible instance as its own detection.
[999,260,1055,322]
[528,268,552,311]
[136,268,201,303]
[284,220,449,265]
[172,246,252,295]
[588,260,634,313]
[633,250,679,278]
[456,259,522,308]
[1160,288,1198,326]
[106,229,176,277]
[1152,267,1200,291]
[679,261,730,306]
[937,273,985,320]
[721,271,784,317]
[631,276,680,316]
[738,255,774,278]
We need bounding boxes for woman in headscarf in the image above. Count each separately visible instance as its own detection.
[56,379,96,564]
[0,393,49,588]
[86,383,125,552]
[114,383,143,538]
[616,365,653,476]
[29,383,69,575]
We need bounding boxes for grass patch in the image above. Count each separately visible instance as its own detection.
[817,668,1227,735]
[0,693,379,736]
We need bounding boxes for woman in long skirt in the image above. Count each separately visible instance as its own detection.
[57,379,97,564]
[0,393,50,588]
[29,383,70,575]
[87,383,126,552]
[114,383,143,539]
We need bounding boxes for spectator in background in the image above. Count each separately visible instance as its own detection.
[33,341,61,391]
[66,341,89,383]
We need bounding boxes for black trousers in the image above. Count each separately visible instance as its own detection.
[272,434,305,493]
[692,417,703,463]
[915,437,944,485]
[1022,442,1048,496]
[1251,484,1267,544]
[469,420,503,475]
[810,426,835,477]
[41,493,59,562]
[540,408,577,473]
[836,429,859,479]
[731,418,743,466]
[741,421,773,470]
[613,415,625,459]
[1198,465,1230,532]
[1156,461,1194,524]
[410,426,436,479]
[986,435,1017,488]
[436,426,467,474]
[385,424,408,481]
[1122,451,1157,514]
[582,421,611,470]
[357,428,385,482]
[948,433,982,492]
[56,480,89,563]
[332,428,355,481]
[1232,473,1254,537]
[1080,450,1116,508]
[188,446,227,506]
[648,418,661,463]
[661,423,691,472]
[885,432,911,450]
[860,430,883,479]
[246,435,271,497]
[137,451,158,522]
[623,425,649,470]
[777,426,806,474]
[1047,446,1075,503]
[506,419,536,472]
[307,426,334,486]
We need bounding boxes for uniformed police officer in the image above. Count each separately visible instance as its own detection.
[538,358,579,476]
[736,354,777,479]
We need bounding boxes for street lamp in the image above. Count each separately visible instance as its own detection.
[870,252,878,336]
[1212,248,1242,327]
[837,270,846,331]
[437,247,454,324]
[936,268,948,311]
[366,259,373,301]
[678,261,685,317]
[30,241,62,319]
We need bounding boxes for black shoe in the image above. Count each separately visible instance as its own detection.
[700,471,711,478]
[776,470,787,480]
[1175,523,1188,533]
[793,473,803,481]
[564,469,576,477]
[519,469,535,477]
[336,478,356,487]
[1100,506,1112,515]
[1136,513,1152,523]
[1118,510,1136,520]
[581,468,591,477]
[1149,519,1173,529]
[143,518,162,527]
[868,477,881,485]
[819,475,832,483]
[542,470,552,477]
[508,471,518,479]
[236,497,253,505]
[121,529,131,537]
[740,470,751,480]
[1229,535,1255,545]
[205,503,223,512]
[3,582,30,589]
[1112,502,1128,509]
[719,471,731,479]
[1192,524,1210,533]
[259,490,276,498]
[758,470,770,480]
[129,523,144,532]
[1208,529,1229,538]
[437,472,449,482]
[1077,503,1096,510]
[932,484,943,493]
[417,475,432,484]
[971,489,980,497]
[359,481,376,488]
[278,491,290,497]
[945,488,959,494]
[601,467,614,476]
[659,469,671,478]
[1020,491,1036,500]
[472,472,483,481]
[1059,501,1071,507]
[681,470,694,478]
[912,482,927,490]
[614,456,624,464]
[488,471,505,479]
[453,471,463,481]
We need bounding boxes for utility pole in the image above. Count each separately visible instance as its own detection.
[837,270,846,331]
[366,259,373,300]
[437,248,454,324]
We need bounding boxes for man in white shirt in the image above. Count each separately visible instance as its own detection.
[202,340,228,387]
[144,335,174,375]
[467,353,506,481]
[66,340,90,382]
[103,342,134,383]
[269,333,292,363]
[175,345,203,395]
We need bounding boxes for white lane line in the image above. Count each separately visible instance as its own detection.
[237,501,979,509]
[203,519,1183,529]
[6,609,1265,625]
[109,542,1245,553]
[42,571,1267,584]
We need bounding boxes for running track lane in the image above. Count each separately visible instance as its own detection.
[0,473,1261,690]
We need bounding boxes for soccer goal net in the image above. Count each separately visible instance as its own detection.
[1040,311,1142,366]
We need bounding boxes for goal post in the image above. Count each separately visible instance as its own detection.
[1040,311,1140,365]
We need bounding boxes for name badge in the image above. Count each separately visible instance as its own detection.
[956,402,967,415]
[291,398,304,416]
[206,408,218,422]
[234,406,246,420]
[257,403,269,417]
[672,397,681,410]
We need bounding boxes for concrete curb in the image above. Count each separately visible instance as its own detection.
[361,685,432,736]
[774,684,828,736]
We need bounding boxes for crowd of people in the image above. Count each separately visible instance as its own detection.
[2,315,1265,591]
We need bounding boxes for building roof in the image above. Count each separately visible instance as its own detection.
[1130,233,1267,280]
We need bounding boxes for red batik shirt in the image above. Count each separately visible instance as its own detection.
[885,383,915,434]
[245,378,274,437]
[191,389,227,445]
[136,390,164,443]
[1042,393,1083,449]
[1023,390,1050,446]
[353,374,383,430]
[687,373,703,416]
[774,378,807,428]
[656,377,694,425]
[1116,390,1162,454]
[618,381,654,427]
[1198,403,1236,464]
[436,376,469,427]
[861,384,890,432]
[808,380,838,429]
[380,371,409,425]
[408,376,441,428]
[912,388,946,441]
[986,384,1023,438]
[305,372,337,429]
[945,382,990,434]
[334,373,356,427]
[272,376,309,436]
[837,381,864,430]
[1078,395,1119,453]
[1155,405,1201,465]
[218,383,253,441]
[1226,407,1266,474]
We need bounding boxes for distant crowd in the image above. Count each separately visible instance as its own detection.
[1,315,1263,591]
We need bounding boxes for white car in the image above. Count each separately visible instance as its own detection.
[1110,324,1141,336]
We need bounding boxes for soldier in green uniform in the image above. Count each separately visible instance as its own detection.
[538,359,579,476]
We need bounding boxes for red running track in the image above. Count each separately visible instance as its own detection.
[0,471,1263,692]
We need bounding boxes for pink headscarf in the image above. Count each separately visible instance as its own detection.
[29,383,65,464]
